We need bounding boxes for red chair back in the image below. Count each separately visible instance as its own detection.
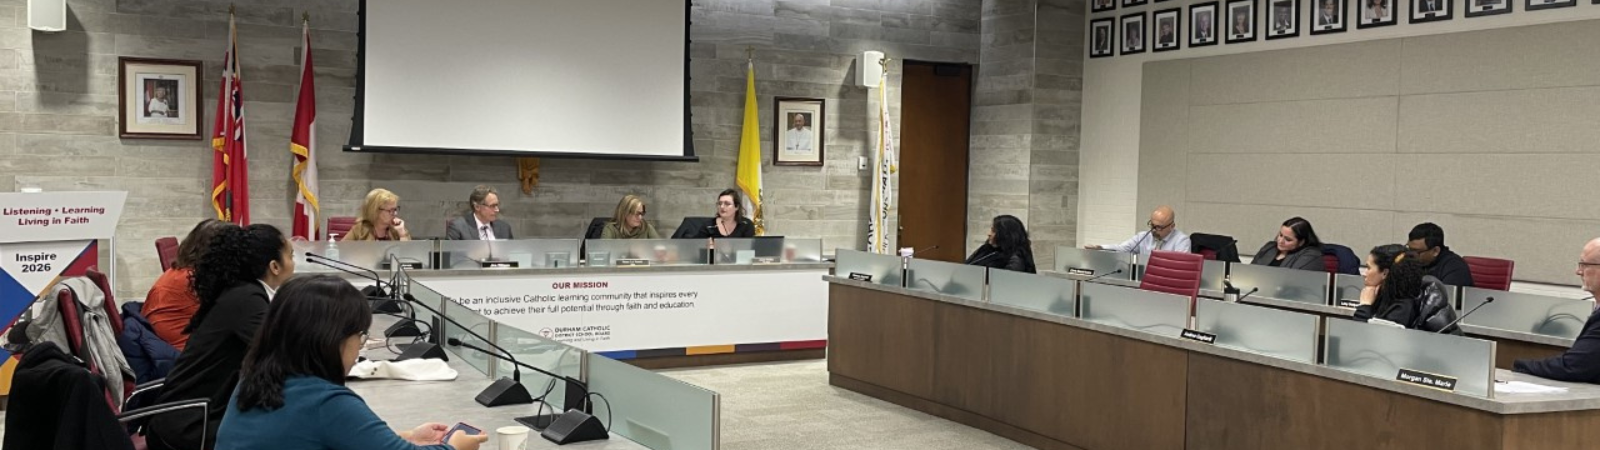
[1322,254,1340,273]
[1199,248,1218,261]
[327,216,358,240]
[1139,250,1205,300]
[154,237,179,271]
[1463,256,1514,291]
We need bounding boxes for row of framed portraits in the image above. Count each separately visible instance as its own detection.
[1091,0,1593,57]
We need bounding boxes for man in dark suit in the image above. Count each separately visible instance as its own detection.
[1514,238,1600,383]
[445,185,513,240]
[1419,0,1445,12]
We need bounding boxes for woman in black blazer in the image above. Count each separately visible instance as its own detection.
[698,188,756,239]
[965,215,1037,273]
[147,224,296,450]
[1251,216,1325,271]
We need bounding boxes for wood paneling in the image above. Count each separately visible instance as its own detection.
[827,284,937,399]
[624,349,824,370]
[1490,338,1567,371]
[1502,410,1600,450]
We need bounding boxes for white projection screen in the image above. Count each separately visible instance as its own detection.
[350,0,693,160]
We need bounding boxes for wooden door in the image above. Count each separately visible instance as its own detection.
[896,61,973,263]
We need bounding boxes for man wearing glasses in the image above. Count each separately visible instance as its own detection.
[1085,205,1192,255]
[445,185,513,240]
[1513,238,1600,382]
[1405,223,1473,287]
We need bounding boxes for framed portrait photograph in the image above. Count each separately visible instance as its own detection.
[1357,0,1397,27]
[1152,9,1182,52]
[1526,0,1576,10]
[1090,18,1117,58]
[1265,0,1299,39]
[1121,12,1147,55]
[1310,0,1349,34]
[1466,0,1512,16]
[774,97,824,166]
[1124,0,1149,7]
[1410,0,1453,22]
[1226,0,1257,44]
[1092,0,1118,12]
[118,58,203,140]
[1190,2,1221,47]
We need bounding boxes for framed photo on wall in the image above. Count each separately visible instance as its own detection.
[1190,2,1220,47]
[1265,0,1299,39]
[1410,0,1453,22]
[1121,12,1147,55]
[1357,0,1397,27]
[1310,0,1348,34]
[118,58,203,140]
[1466,0,1512,16]
[1090,18,1116,58]
[1124,0,1149,7]
[1527,0,1576,10]
[1093,0,1117,13]
[773,97,824,166]
[1225,0,1257,44]
[1152,9,1182,52]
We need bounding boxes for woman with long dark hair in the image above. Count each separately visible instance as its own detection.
[148,224,295,450]
[1250,216,1325,271]
[1355,244,1426,327]
[965,215,1037,273]
[216,275,485,450]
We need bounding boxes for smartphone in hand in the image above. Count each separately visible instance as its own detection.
[441,422,482,444]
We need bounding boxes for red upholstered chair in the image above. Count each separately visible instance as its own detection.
[154,237,179,271]
[1199,248,1218,261]
[1322,254,1340,273]
[1464,256,1515,291]
[327,216,358,240]
[1139,250,1205,300]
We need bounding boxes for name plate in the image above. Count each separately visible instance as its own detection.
[380,261,424,270]
[616,259,651,266]
[847,272,873,282]
[1180,329,1217,344]
[478,260,519,269]
[1067,268,1095,276]
[752,257,780,264]
[1396,368,1457,392]
[1336,299,1360,308]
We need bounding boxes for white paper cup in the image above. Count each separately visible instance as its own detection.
[497,425,531,450]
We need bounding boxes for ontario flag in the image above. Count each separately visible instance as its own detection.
[289,18,320,240]
[211,12,249,225]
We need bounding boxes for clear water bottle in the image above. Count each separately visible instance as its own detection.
[326,236,340,261]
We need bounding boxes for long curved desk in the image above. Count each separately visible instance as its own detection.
[827,275,1600,450]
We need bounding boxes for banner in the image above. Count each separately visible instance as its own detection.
[0,191,127,366]
[866,68,898,253]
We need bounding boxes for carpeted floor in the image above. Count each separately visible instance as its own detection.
[663,360,1031,450]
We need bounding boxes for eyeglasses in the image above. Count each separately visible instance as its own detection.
[632,209,647,217]
[1578,261,1600,270]
[1148,221,1174,231]
[717,201,735,207]
[379,207,401,214]
[478,202,501,210]
[1405,246,1437,257]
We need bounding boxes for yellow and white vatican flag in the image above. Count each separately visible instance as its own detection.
[866,68,898,254]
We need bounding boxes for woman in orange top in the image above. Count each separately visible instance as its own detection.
[143,219,237,350]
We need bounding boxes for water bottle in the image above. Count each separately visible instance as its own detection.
[326,236,340,261]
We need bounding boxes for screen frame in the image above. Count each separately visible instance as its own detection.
[345,0,698,162]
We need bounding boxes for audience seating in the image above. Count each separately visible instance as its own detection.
[1464,256,1515,291]
[154,237,179,271]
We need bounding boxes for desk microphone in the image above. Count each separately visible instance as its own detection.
[1082,268,1125,282]
[1437,296,1494,334]
[305,253,404,313]
[445,338,610,444]
[1236,287,1260,303]
[410,293,531,407]
[906,245,940,258]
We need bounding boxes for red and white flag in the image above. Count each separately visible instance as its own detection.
[290,17,320,240]
[210,12,249,224]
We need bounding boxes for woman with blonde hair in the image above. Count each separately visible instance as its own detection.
[342,189,411,241]
[600,194,660,239]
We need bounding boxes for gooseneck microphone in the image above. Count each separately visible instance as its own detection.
[1236,287,1260,303]
[1437,296,1494,334]
[446,337,610,444]
[305,252,405,313]
[402,292,531,407]
[1083,268,1125,282]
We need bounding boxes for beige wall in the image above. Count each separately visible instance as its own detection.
[1080,2,1600,265]
[1136,19,1600,284]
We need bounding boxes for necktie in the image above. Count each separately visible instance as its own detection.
[480,225,490,241]
[1153,238,1165,252]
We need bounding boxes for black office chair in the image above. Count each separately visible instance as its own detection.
[583,217,610,239]
[671,217,715,239]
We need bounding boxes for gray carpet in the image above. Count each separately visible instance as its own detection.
[663,360,1031,450]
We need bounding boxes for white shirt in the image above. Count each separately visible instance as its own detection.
[148,98,169,117]
[474,215,497,240]
[1105,229,1193,256]
[259,280,277,301]
[785,127,813,152]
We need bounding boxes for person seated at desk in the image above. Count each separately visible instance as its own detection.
[1406,222,1474,287]
[600,194,661,239]
[216,275,486,450]
[445,185,512,241]
[344,188,411,241]
[965,215,1037,273]
[145,218,237,350]
[1514,237,1600,383]
[1085,205,1191,255]
[1251,217,1324,271]
[1354,244,1424,326]
[691,188,756,239]
[147,224,295,450]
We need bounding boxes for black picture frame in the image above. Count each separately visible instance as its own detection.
[1225,0,1258,44]
[1465,0,1512,16]
[1092,0,1117,14]
[773,97,825,166]
[1410,0,1453,22]
[1124,0,1150,7]
[1309,0,1349,34]
[1356,0,1398,28]
[1152,8,1183,52]
[1190,2,1221,47]
[1265,0,1300,39]
[1526,0,1576,10]
[1121,12,1147,55]
[1090,18,1117,58]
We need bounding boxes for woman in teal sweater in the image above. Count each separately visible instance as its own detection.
[215,275,487,450]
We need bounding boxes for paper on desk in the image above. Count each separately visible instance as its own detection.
[1494,381,1568,395]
